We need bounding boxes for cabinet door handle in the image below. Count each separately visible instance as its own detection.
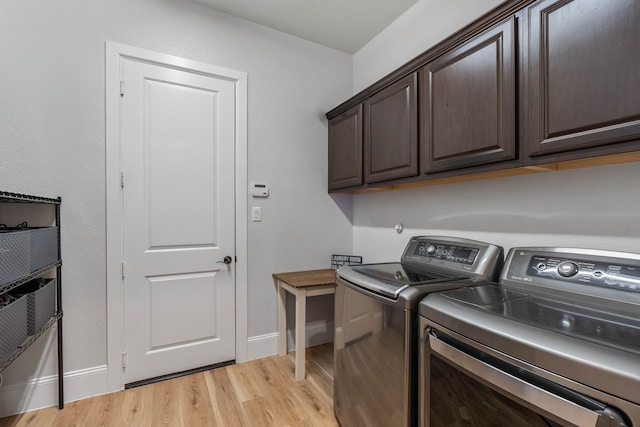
[217,256,233,264]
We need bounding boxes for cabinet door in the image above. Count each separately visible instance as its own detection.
[421,17,516,174]
[364,74,418,184]
[525,0,640,158]
[328,104,363,190]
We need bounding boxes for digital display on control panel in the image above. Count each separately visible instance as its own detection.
[413,242,479,265]
[526,256,640,293]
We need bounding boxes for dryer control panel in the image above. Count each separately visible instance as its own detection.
[526,255,640,293]
[504,248,640,294]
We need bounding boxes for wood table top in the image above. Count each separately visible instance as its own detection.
[272,269,336,288]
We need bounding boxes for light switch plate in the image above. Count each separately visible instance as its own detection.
[252,206,262,222]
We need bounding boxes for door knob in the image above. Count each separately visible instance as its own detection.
[217,256,233,264]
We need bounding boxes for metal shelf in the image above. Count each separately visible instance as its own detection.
[0,192,61,205]
[0,192,63,409]
[0,261,62,297]
[0,312,63,372]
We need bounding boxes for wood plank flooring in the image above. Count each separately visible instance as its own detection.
[0,344,338,427]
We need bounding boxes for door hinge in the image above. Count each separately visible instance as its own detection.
[121,351,127,368]
[121,261,126,279]
[120,80,125,96]
[120,170,125,188]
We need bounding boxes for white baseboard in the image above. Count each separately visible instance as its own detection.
[247,331,279,360]
[247,321,334,361]
[0,365,108,418]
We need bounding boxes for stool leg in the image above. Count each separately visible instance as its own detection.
[295,288,306,380]
[277,282,287,356]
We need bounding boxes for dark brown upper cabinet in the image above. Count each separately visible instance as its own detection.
[524,0,640,160]
[328,104,363,190]
[326,0,640,192]
[420,16,517,174]
[364,74,418,184]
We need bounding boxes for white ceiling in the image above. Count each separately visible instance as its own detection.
[190,0,420,54]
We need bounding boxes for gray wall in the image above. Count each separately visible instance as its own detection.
[352,164,640,263]
[0,0,353,414]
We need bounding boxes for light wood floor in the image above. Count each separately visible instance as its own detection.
[0,344,338,427]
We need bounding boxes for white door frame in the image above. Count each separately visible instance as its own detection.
[105,41,248,392]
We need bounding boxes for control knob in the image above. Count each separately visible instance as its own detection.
[425,244,437,255]
[557,261,579,277]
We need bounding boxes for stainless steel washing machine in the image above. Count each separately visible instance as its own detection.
[334,236,504,427]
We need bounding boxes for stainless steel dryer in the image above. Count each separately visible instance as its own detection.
[419,247,640,426]
[334,236,503,427]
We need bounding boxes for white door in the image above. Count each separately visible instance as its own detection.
[120,56,236,384]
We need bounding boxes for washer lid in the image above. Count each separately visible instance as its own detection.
[352,262,456,284]
[339,262,462,299]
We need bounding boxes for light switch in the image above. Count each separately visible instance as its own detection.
[252,206,262,222]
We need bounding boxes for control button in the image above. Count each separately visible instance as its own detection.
[536,263,546,271]
[557,261,579,277]
[593,271,604,278]
[560,314,575,330]
[425,244,437,255]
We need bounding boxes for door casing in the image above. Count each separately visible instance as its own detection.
[105,41,248,392]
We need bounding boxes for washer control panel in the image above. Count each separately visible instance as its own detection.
[412,241,479,265]
[401,236,503,281]
[515,252,640,293]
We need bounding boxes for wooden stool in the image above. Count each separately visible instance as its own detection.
[273,269,336,380]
